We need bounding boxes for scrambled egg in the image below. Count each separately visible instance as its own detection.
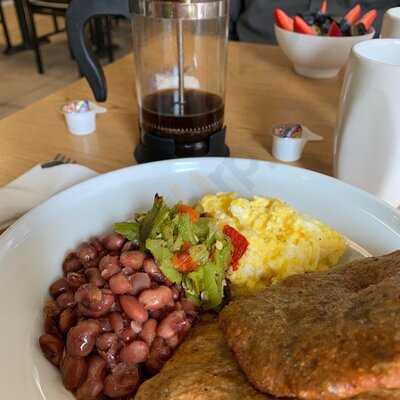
[199,193,346,293]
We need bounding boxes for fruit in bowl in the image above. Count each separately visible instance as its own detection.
[274,2,376,79]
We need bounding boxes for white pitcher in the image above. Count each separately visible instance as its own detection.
[381,7,400,38]
[334,39,400,208]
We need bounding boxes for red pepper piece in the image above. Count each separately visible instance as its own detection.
[176,204,200,223]
[223,225,249,271]
[320,0,328,14]
[344,4,362,25]
[172,251,198,273]
[293,16,316,35]
[274,8,294,31]
[328,21,342,37]
[181,241,191,252]
[357,9,377,31]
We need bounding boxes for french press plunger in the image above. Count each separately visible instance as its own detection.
[67,0,230,162]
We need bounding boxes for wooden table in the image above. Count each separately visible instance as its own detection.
[0,41,342,187]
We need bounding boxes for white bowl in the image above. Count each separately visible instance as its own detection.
[1,158,400,399]
[275,24,375,78]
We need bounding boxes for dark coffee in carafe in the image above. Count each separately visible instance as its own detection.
[140,88,224,143]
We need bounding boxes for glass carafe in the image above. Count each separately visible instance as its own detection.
[67,0,229,148]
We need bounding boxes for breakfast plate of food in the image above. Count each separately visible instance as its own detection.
[1,158,400,400]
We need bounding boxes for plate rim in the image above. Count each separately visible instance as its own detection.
[1,157,400,252]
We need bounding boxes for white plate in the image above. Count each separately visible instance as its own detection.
[1,157,400,399]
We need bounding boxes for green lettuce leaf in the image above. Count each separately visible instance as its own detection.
[202,262,223,310]
[140,195,170,244]
[189,244,209,265]
[113,222,140,244]
[177,213,198,244]
[145,238,182,284]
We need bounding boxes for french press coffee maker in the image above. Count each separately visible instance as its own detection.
[67,0,230,162]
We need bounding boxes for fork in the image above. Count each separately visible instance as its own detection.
[41,154,76,169]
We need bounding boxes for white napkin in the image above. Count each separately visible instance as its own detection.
[0,164,98,230]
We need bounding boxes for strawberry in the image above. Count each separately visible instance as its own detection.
[328,21,342,36]
[344,4,362,25]
[320,0,328,14]
[274,8,294,31]
[293,16,316,35]
[357,9,377,32]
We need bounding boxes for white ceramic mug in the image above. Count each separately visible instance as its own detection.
[381,7,400,38]
[334,39,400,208]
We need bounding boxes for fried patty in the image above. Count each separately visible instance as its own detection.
[135,315,268,400]
[219,251,400,400]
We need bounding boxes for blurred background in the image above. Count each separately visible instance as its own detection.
[0,0,397,120]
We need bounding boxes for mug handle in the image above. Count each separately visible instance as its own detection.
[66,0,132,101]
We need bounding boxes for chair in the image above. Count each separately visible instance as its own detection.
[26,0,114,73]
[25,0,69,73]
[0,0,12,52]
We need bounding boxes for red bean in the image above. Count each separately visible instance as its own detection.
[98,344,120,370]
[143,258,171,285]
[58,307,78,334]
[61,355,88,391]
[138,286,173,312]
[75,284,103,310]
[44,314,60,337]
[66,320,101,357]
[150,281,159,289]
[75,284,114,317]
[97,317,112,333]
[78,243,98,264]
[180,298,197,313]
[109,312,124,335]
[146,337,172,374]
[129,272,151,296]
[130,320,142,335]
[63,253,82,273]
[120,340,149,364]
[103,363,139,398]
[120,295,148,324]
[152,337,171,359]
[43,300,61,337]
[90,238,104,254]
[99,255,121,280]
[76,355,107,400]
[102,233,125,251]
[122,267,134,276]
[149,309,164,320]
[66,272,87,290]
[109,273,132,295]
[120,251,145,270]
[76,380,103,400]
[178,319,193,342]
[170,285,181,301]
[39,334,64,366]
[157,311,189,340]
[78,296,114,318]
[121,241,134,252]
[83,256,101,269]
[139,319,157,347]
[43,299,61,319]
[166,334,180,349]
[49,278,69,298]
[119,326,136,343]
[57,291,76,309]
[85,268,105,288]
[96,332,119,351]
